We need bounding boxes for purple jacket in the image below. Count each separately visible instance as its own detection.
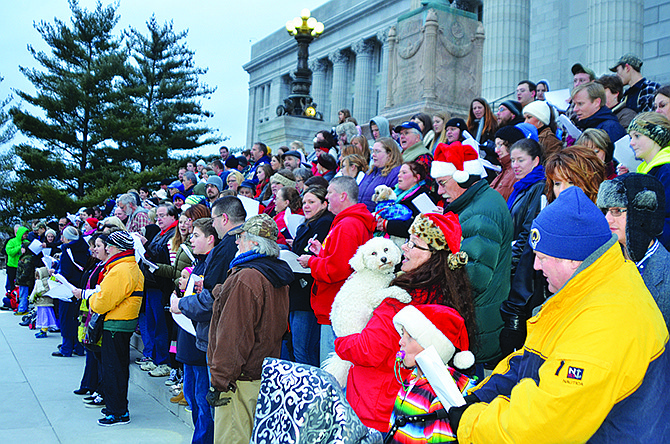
[358,164,401,212]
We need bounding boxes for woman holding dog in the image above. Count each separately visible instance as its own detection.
[374,161,438,241]
[334,212,476,432]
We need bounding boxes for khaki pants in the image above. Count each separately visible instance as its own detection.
[213,379,261,444]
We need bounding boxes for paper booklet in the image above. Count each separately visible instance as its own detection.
[415,345,466,408]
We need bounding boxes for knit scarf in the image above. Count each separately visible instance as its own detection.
[507,164,545,210]
[393,180,425,203]
[229,250,267,269]
[636,146,670,174]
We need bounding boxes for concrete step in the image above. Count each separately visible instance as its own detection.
[129,333,194,429]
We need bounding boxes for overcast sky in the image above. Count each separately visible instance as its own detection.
[0,0,325,157]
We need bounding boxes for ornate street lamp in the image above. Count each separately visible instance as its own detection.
[276,9,325,119]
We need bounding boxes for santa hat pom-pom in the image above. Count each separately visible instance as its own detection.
[452,169,470,184]
[453,350,475,370]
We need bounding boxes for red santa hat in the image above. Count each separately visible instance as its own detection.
[431,141,485,184]
[393,304,475,370]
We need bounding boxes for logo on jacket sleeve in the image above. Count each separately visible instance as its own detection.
[567,366,583,380]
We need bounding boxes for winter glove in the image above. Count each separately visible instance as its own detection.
[206,387,231,407]
[499,327,526,357]
[448,394,480,438]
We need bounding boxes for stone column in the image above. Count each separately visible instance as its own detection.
[482,0,530,102]
[329,49,350,123]
[246,86,257,148]
[386,26,397,109]
[308,59,329,121]
[352,39,376,122]
[376,29,390,114]
[422,10,439,101]
[587,0,643,75]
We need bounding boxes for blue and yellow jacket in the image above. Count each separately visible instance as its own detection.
[458,238,670,443]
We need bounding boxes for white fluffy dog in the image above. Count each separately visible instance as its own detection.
[323,237,411,387]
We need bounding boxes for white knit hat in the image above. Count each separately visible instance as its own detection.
[523,101,551,126]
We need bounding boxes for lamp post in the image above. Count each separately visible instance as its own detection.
[277,9,324,119]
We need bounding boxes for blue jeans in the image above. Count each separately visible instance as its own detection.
[138,312,153,359]
[58,300,84,356]
[183,364,214,444]
[290,311,321,367]
[319,324,336,366]
[17,285,29,313]
[145,288,169,365]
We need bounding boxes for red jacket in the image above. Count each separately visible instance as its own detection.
[308,203,375,324]
[334,298,411,432]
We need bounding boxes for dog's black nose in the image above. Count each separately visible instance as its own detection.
[380,256,387,263]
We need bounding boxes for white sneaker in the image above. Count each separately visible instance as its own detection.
[148,364,171,377]
[140,362,157,372]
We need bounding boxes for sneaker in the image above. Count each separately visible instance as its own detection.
[83,393,100,402]
[164,368,180,386]
[98,413,130,426]
[35,331,47,338]
[148,364,171,377]
[184,405,192,413]
[74,388,93,396]
[135,356,152,365]
[48,327,60,333]
[14,311,28,316]
[140,362,157,372]
[85,395,105,408]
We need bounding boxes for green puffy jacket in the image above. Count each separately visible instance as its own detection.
[446,180,513,364]
[5,226,29,268]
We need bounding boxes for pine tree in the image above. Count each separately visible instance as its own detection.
[10,0,126,201]
[0,76,16,146]
[118,16,218,171]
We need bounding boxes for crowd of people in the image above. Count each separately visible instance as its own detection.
[2,52,670,443]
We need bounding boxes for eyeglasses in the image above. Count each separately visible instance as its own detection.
[405,240,430,251]
[212,213,223,220]
[602,207,627,217]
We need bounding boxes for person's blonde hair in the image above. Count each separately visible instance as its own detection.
[341,154,369,176]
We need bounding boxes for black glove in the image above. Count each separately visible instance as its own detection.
[499,327,526,358]
[448,394,479,437]
[206,387,231,407]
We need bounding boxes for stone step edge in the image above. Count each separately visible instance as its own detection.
[129,333,194,429]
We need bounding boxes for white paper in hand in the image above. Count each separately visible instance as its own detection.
[238,195,260,219]
[544,89,571,112]
[557,115,582,139]
[613,135,642,171]
[413,193,440,214]
[28,240,44,255]
[279,249,307,273]
[415,345,466,408]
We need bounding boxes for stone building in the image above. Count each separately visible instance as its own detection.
[244,0,670,149]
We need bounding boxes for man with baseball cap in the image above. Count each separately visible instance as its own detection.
[450,186,670,443]
[394,121,432,163]
[431,142,513,371]
[207,213,293,443]
[610,54,660,113]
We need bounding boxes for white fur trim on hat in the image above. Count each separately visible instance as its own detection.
[430,161,457,180]
[431,157,485,184]
[393,305,456,366]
